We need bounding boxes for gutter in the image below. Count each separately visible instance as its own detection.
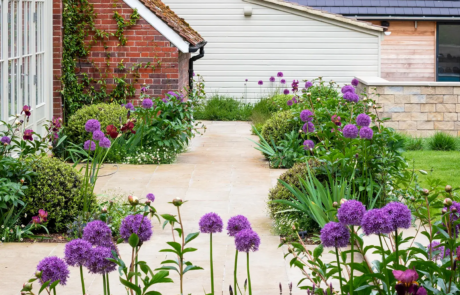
[350,16,460,21]
[188,41,207,91]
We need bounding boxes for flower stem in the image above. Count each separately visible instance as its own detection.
[335,247,344,295]
[394,229,399,267]
[234,249,238,295]
[177,206,185,295]
[378,235,391,295]
[350,226,354,295]
[106,273,111,295]
[135,246,139,287]
[103,273,107,295]
[210,233,214,295]
[80,265,86,295]
[247,252,252,295]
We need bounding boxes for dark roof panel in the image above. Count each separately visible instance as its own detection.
[284,0,460,16]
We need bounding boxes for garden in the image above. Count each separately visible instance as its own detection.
[2,73,460,295]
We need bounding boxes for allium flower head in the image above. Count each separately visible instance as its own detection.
[341,85,355,94]
[284,89,290,95]
[84,140,96,151]
[36,256,70,285]
[269,76,276,82]
[85,119,101,133]
[292,97,298,104]
[83,220,113,247]
[356,114,371,127]
[235,229,260,252]
[427,241,448,260]
[443,202,460,237]
[146,193,155,202]
[360,127,374,139]
[1,136,11,145]
[23,129,33,141]
[199,212,223,234]
[258,80,263,85]
[280,79,286,84]
[99,137,111,149]
[343,124,358,139]
[303,122,315,133]
[64,239,92,267]
[351,78,359,87]
[227,215,252,237]
[300,109,314,122]
[382,202,412,230]
[120,214,153,242]
[142,98,154,109]
[124,103,135,111]
[320,222,350,248]
[361,209,392,235]
[85,246,116,275]
[92,130,105,141]
[277,72,284,78]
[343,92,359,102]
[287,100,293,106]
[338,200,366,226]
[303,140,315,150]
[305,81,313,88]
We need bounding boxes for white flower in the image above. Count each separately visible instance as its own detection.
[21,225,24,228]
[20,238,23,241]
[1,237,4,241]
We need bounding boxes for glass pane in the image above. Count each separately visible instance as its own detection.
[35,2,43,53]
[0,1,2,60]
[22,56,30,107]
[36,53,44,104]
[22,1,30,55]
[13,0,17,57]
[0,62,2,120]
[8,0,12,57]
[437,24,460,82]
[8,59,18,116]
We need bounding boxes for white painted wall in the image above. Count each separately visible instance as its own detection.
[163,0,381,101]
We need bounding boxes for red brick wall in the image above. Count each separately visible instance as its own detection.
[52,0,189,117]
[178,52,190,95]
[52,0,63,118]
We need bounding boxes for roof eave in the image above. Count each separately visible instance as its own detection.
[350,15,460,21]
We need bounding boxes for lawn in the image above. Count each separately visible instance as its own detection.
[404,151,460,189]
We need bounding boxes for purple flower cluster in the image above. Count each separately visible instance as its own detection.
[351,78,359,87]
[235,229,260,253]
[305,81,313,88]
[142,98,154,109]
[92,130,105,141]
[337,200,366,226]
[343,124,358,139]
[1,136,10,145]
[64,239,92,267]
[99,137,111,148]
[227,215,252,237]
[292,80,299,92]
[269,76,276,82]
[343,91,359,103]
[124,102,135,111]
[287,100,293,106]
[300,109,314,122]
[258,80,263,86]
[360,127,374,139]
[320,222,350,248]
[280,79,286,84]
[85,119,101,133]
[383,202,412,230]
[83,220,113,248]
[444,202,460,237]
[303,140,315,150]
[146,193,155,202]
[427,241,448,261]
[84,140,96,151]
[361,209,393,235]
[303,122,315,133]
[277,72,284,78]
[199,212,224,234]
[85,246,117,275]
[283,89,290,95]
[120,214,153,242]
[36,256,70,285]
[356,114,371,127]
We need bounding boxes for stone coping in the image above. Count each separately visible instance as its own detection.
[356,76,460,87]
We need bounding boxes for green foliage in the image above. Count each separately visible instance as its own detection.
[23,156,96,232]
[250,95,291,132]
[194,96,254,121]
[428,132,458,151]
[260,110,298,147]
[399,133,425,151]
[113,10,139,46]
[66,102,128,144]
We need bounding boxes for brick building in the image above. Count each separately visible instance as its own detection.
[52,0,206,118]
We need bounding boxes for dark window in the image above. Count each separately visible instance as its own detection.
[437,23,460,82]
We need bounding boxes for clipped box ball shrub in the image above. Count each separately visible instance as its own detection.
[261,110,299,146]
[23,156,96,232]
[66,103,128,144]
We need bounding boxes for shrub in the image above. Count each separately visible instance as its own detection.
[251,95,292,132]
[428,132,458,151]
[268,161,321,238]
[194,95,253,121]
[66,103,128,144]
[23,156,96,232]
[260,110,299,146]
[400,133,425,151]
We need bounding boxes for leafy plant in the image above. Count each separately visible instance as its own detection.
[428,132,458,151]
[260,110,298,148]
[194,95,254,121]
[401,134,425,151]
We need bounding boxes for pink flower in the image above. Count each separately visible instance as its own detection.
[38,209,48,222]
[23,129,33,141]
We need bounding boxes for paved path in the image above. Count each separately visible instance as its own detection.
[0,121,304,295]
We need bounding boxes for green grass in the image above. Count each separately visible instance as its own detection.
[193,95,253,121]
[404,151,460,188]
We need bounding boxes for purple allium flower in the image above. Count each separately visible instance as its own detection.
[227,215,252,237]
[343,124,358,139]
[1,136,11,145]
[292,97,298,104]
[356,114,371,127]
[303,122,315,133]
[23,129,33,141]
[337,200,366,226]
[258,80,263,86]
[124,102,135,111]
[36,256,70,285]
[245,79,248,82]
[277,72,284,78]
[343,92,359,103]
[142,98,153,109]
[361,209,392,235]
[64,239,92,267]
[303,140,315,150]
[199,212,223,234]
[360,127,374,139]
[141,86,147,93]
[341,85,355,94]
[300,109,314,122]
[382,202,412,231]
[280,79,286,84]
[92,130,105,141]
[162,98,169,103]
[287,100,293,106]
[351,78,359,87]
[85,119,101,133]
[235,229,260,253]
[269,76,276,82]
[146,193,155,202]
[120,214,153,243]
[320,222,350,248]
[427,241,448,260]
[83,140,96,151]
[85,246,116,275]
[83,220,113,248]
[99,137,111,148]
[305,81,313,88]
[443,202,460,237]
[284,89,290,95]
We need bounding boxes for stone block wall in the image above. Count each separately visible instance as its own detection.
[356,77,460,137]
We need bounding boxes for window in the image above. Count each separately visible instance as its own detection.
[437,23,460,82]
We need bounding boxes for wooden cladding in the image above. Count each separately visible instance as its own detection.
[370,21,436,82]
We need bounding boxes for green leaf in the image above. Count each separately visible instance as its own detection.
[183,264,203,274]
[38,280,51,294]
[120,277,141,295]
[185,232,199,245]
[313,244,323,259]
[128,233,140,248]
[183,247,197,254]
[144,291,162,295]
[151,270,174,284]
[167,241,182,254]
[354,285,374,292]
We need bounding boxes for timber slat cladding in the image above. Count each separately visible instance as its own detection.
[371,20,436,82]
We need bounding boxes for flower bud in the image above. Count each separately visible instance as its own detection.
[35,271,42,279]
[20,179,24,184]
[340,198,347,205]
[172,197,183,206]
[453,207,458,213]
[22,283,33,291]
[145,200,151,205]
[48,145,53,149]
[422,189,429,195]
[444,198,453,207]
[128,195,139,206]
[332,202,338,208]
[446,185,453,193]
[442,208,448,215]
[316,98,321,102]
[101,207,107,213]
[410,196,415,202]
[307,92,311,96]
